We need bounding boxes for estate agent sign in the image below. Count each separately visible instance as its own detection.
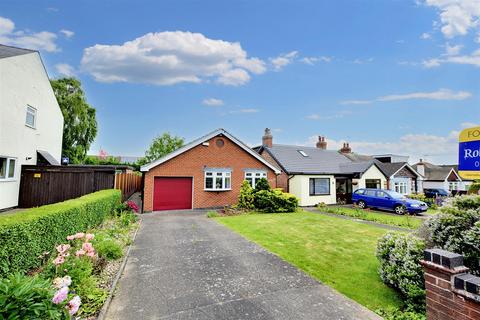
[459,126,480,180]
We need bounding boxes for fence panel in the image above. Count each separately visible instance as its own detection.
[19,166,116,208]
[115,172,142,201]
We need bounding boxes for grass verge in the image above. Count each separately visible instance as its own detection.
[216,211,404,313]
[318,206,424,230]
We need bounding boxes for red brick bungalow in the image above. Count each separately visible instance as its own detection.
[140,129,280,212]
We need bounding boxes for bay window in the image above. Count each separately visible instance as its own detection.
[204,169,231,191]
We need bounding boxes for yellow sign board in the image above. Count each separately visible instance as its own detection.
[33,173,41,178]
[458,126,480,180]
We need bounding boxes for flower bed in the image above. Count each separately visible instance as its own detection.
[0,201,139,319]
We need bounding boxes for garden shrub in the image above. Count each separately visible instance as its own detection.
[253,188,299,213]
[0,189,121,277]
[468,182,480,195]
[0,273,66,319]
[237,181,255,209]
[254,178,271,191]
[376,232,426,311]
[95,239,123,260]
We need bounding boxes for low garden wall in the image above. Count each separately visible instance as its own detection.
[0,189,121,277]
[421,248,480,320]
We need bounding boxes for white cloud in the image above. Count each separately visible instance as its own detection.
[301,56,332,65]
[461,121,480,128]
[420,32,432,39]
[306,110,352,120]
[0,16,58,52]
[81,31,266,86]
[351,57,374,64]
[378,88,471,101]
[445,43,463,55]
[229,108,259,114]
[304,130,460,163]
[60,29,74,38]
[341,88,472,105]
[423,48,480,67]
[202,98,224,106]
[55,63,76,77]
[425,0,480,38]
[270,51,298,71]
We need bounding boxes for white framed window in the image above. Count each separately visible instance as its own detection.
[204,169,231,191]
[394,181,408,194]
[245,170,267,188]
[0,157,16,180]
[25,106,37,128]
[449,182,459,191]
[309,178,330,195]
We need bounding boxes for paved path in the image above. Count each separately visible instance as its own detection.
[105,210,382,320]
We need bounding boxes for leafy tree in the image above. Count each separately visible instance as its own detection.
[255,178,271,191]
[50,78,97,164]
[138,133,184,165]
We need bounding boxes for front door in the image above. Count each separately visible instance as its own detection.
[336,178,352,204]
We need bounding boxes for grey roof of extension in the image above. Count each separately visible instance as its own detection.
[262,144,380,175]
[377,162,408,177]
[0,44,36,59]
[413,162,457,181]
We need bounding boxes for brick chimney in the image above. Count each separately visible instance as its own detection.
[340,142,352,154]
[316,136,327,150]
[262,128,273,148]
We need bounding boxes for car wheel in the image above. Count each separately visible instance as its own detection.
[394,205,406,215]
[358,200,366,209]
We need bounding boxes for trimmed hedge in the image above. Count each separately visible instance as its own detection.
[0,189,121,277]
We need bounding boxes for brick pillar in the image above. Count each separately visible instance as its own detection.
[420,248,480,320]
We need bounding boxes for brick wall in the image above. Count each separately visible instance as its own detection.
[258,149,289,191]
[421,248,480,320]
[143,134,277,211]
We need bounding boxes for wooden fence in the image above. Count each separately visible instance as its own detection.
[115,172,142,201]
[19,165,116,208]
[18,165,140,208]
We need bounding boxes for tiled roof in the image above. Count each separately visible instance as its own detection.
[0,44,35,59]
[262,144,379,175]
[413,162,454,181]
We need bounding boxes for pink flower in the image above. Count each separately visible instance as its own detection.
[75,249,85,257]
[52,286,69,304]
[53,276,72,289]
[53,256,65,265]
[66,235,75,241]
[56,244,70,254]
[85,233,95,241]
[82,242,94,252]
[86,250,95,257]
[75,232,85,239]
[65,295,81,315]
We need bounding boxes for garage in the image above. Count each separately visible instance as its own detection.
[153,177,192,211]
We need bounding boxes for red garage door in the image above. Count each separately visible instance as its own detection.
[153,177,193,211]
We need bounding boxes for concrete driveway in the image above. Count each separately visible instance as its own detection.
[105,210,381,320]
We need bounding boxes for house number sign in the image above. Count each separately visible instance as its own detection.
[459,126,480,180]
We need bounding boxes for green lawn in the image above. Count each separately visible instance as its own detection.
[318,206,424,229]
[216,211,403,312]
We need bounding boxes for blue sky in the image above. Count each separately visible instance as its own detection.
[1,0,479,163]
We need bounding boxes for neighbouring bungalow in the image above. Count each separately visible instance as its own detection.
[344,153,423,195]
[140,128,280,212]
[413,161,471,194]
[255,129,388,206]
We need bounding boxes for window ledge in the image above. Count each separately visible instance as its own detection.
[0,179,17,182]
[204,189,232,192]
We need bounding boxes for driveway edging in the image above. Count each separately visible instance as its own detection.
[96,218,142,320]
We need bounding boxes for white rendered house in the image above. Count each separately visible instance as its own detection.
[0,45,64,209]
